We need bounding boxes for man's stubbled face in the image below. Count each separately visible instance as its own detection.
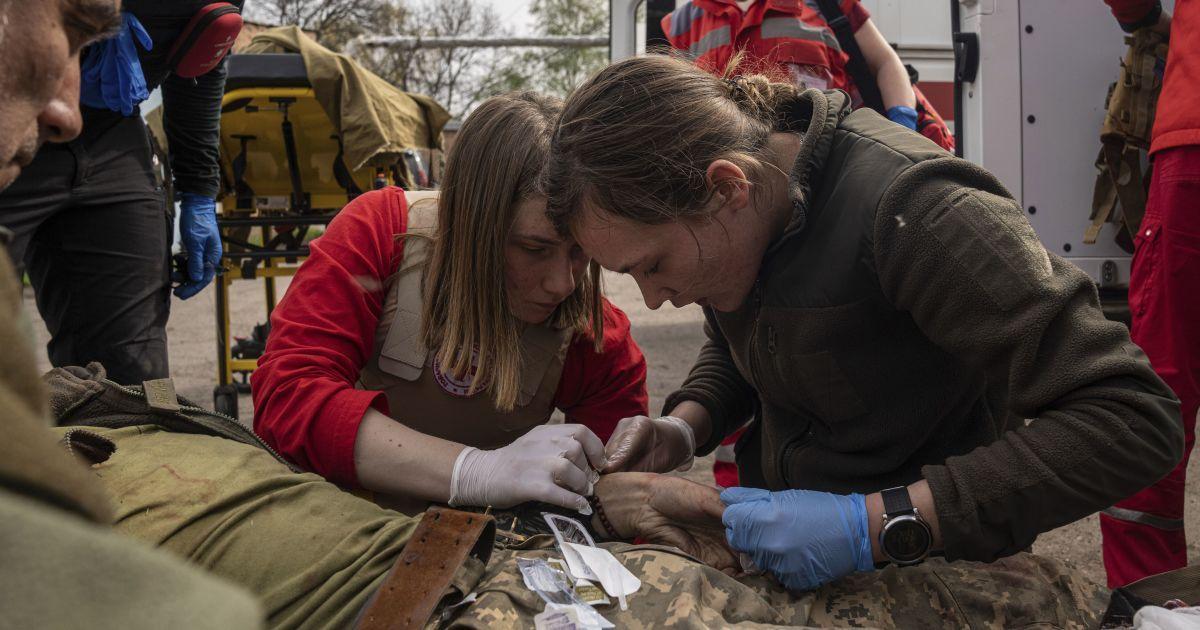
[0,0,121,191]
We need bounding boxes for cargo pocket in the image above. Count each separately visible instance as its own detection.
[1129,217,1162,318]
[789,351,868,424]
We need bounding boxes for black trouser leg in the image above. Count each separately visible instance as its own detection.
[0,143,75,270]
[21,116,171,384]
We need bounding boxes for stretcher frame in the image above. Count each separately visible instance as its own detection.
[213,83,403,418]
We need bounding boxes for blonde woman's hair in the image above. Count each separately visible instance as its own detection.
[546,53,801,234]
[421,91,602,412]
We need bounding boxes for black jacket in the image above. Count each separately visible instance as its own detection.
[665,89,1182,562]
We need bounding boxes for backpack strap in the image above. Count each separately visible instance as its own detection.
[1085,146,1120,245]
[1086,30,1167,248]
[332,135,364,202]
[813,0,885,114]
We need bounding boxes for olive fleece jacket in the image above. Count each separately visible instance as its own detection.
[664,90,1183,562]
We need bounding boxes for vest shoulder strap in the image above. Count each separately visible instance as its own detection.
[378,197,439,376]
[516,325,574,407]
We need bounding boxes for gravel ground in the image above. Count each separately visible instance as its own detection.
[22,270,1198,588]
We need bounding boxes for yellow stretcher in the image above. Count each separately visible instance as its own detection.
[211,52,434,418]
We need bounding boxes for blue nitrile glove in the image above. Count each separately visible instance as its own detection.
[721,487,873,592]
[175,193,222,300]
[80,12,152,116]
[886,105,919,130]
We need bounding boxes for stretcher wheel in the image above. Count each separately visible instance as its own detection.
[213,384,240,420]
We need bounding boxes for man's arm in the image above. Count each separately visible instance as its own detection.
[854,18,916,111]
[161,57,226,198]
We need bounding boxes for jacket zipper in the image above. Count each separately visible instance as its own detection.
[748,280,784,484]
[104,379,289,465]
[748,279,764,389]
[746,280,814,488]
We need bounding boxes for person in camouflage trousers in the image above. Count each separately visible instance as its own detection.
[46,364,1106,630]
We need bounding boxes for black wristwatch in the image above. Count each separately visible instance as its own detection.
[879,486,933,566]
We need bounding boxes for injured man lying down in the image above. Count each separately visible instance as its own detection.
[46,365,1105,629]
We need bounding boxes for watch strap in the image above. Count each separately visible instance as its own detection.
[881,486,914,516]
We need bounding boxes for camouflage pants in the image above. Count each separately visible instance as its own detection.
[448,542,1107,629]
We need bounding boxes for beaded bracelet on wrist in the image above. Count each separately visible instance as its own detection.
[586,495,620,540]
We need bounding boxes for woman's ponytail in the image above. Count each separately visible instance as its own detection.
[720,53,801,130]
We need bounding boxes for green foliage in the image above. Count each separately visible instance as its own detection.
[248,0,611,115]
[525,0,609,97]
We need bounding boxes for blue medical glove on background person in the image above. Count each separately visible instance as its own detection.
[886,105,919,131]
[80,12,152,116]
[721,487,874,592]
[175,193,222,300]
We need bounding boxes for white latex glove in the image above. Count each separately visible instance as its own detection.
[603,415,696,473]
[448,423,606,512]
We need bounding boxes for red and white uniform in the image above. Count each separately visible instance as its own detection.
[252,188,649,487]
[661,0,954,151]
[662,0,870,93]
[1100,0,1200,588]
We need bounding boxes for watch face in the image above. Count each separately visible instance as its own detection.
[883,517,932,563]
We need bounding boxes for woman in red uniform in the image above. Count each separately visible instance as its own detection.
[252,92,648,514]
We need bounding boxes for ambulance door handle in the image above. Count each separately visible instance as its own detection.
[953,32,980,84]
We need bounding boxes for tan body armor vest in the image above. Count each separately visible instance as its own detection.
[356,197,573,451]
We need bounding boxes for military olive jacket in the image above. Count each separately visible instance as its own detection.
[0,233,261,629]
[665,90,1183,562]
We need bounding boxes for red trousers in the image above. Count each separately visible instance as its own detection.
[1100,144,1200,588]
[713,428,742,489]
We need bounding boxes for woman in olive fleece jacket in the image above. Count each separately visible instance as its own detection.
[546,55,1183,592]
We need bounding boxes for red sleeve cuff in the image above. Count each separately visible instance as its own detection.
[319,388,389,488]
[844,0,870,32]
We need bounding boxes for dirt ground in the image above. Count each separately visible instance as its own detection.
[23,270,1199,588]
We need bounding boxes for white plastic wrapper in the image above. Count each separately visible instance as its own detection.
[516,557,613,629]
[535,603,608,630]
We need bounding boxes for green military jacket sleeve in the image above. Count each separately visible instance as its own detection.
[0,487,263,629]
[873,161,1183,561]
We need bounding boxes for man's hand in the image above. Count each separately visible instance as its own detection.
[721,488,873,591]
[594,473,738,573]
[603,415,695,473]
[175,193,222,299]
